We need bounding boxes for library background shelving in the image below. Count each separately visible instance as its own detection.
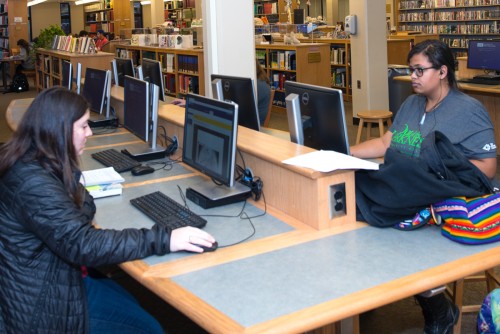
[164,0,196,28]
[35,48,115,92]
[396,0,500,57]
[0,0,28,58]
[114,44,204,97]
[255,43,331,111]
[83,1,115,33]
[254,0,299,24]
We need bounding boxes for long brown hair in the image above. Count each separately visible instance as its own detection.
[0,87,90,206]
[256,59,270,85]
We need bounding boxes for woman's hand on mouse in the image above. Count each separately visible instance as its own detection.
[170,226,216,253]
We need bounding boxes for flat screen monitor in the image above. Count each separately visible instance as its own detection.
[123,75,165,160]
[81,67,111,119]
[61,60,72,90]
[210,74,260,131]
[183,94,239,188]
[284,81,350,155]
[467,40,500,78]
[112,57,135,87]
[141,58,165,102]
[74,63,82,94]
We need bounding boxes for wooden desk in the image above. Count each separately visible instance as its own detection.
[83,113,500,334]
[5,98,34,131]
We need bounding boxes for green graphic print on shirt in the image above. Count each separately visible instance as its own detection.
[391,123,424,158]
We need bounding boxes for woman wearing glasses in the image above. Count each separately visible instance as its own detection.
[350,40,496,334]
[351,39,496,179]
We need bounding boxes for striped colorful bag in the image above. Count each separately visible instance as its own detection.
[431,193,500,245]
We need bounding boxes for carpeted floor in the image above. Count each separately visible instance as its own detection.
[1,88,496,333]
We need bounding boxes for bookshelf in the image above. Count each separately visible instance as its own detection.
[0,0,28,58]
[253,0,298,24]
[84,1,114,34]
[255,43,331,111]
[35,49,114,92]
[114,44,204,97]
[396,0,500,56]
[164,0,196,28]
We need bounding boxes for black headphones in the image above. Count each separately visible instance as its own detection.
[165,136,178,156]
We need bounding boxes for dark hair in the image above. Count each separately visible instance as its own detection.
[79,30,89,37]
[97,29,105,35]
[0,87,90,205]
[256,59,270,85]
[407,39,457,88]
[17,39,30,55]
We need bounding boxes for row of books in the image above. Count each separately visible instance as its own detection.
[331,47,348,65]
[160,53,175,72]
[254,3,278,15]
[0,15,7,25]
[51,35,96,54]
[0,3,7,13]
[332,68,348,88]
[163,73,176,94]
[178,74,199,94]
[177,55,198,73]
[85,10,113,23]
[89,22,114,33]
[269,51,297,71]
[271,72,296,91]
[0,37,8,50]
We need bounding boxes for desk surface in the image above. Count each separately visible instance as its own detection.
[83,126,500,334]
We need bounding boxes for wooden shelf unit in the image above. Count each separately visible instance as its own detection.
[396,0,500,56]
[35,49,115,92]
[253,0,298,24]
[255,43,331,111]
[164,0,195,28]
[0,0,28,57]
[114,44,205,97]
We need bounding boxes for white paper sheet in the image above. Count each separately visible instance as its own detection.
[282,150,380,173]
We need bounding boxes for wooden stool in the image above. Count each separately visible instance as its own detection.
[447,269,500,333]
[355,110,393,144]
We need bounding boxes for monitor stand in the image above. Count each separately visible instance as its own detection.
[186,178,251,209]
[122,144,166,161]
[88,112,118,128]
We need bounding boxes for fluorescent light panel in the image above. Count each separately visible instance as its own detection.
[140,0,151,4]
[75,0,101,5]
[27,0,47,6]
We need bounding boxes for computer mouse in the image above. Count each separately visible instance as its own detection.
[195,241,218,252]
[131,165,155,176]
[171,99,186,106]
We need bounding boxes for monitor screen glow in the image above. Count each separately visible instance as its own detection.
[467,40,500,73]
[182,94,239,187]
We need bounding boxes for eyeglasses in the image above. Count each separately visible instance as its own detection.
[409,66,437,77]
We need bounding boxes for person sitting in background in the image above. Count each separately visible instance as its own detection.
[95,29,109,51]
[13,39,35,74]
[256,59,271,125]
[79,30,89,37]
[0,87,216,333]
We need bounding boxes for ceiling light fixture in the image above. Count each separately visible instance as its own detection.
[74,0,101,5]
[140,0,151,4]
[27,0,47,6]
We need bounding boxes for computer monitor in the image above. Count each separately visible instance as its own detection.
[61,60,72,90]
[81,67,112,121]
[210,74,260,131]
[122,75,165,160]
[284,81,350,155]
[111,57,135,87]
[141,58,166,102]
[467,40,500,78]
[182,93,250,207]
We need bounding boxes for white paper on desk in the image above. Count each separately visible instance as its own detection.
[282,150,379,172]
[80,167,125,187]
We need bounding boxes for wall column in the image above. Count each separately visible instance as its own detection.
[201,0,256,98]
[350,0,389,116]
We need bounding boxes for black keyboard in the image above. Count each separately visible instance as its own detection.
[130,191,207,229]
[91,149,141,173]
[459,78,500,86]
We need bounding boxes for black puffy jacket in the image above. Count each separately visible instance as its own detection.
[0,159,172,333]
